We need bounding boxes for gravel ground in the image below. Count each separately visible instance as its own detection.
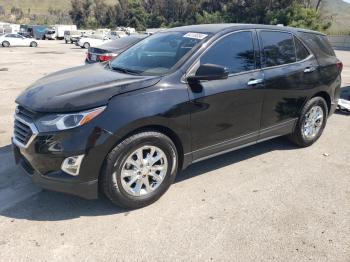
[0,41,349,261]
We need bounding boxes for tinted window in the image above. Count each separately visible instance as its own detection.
[6,34,16,38]
[294,37,309,61]
[201,31,255,74]
[261,31,296,67]
[300,32,335,58]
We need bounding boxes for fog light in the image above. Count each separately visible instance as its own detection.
[61,155,85,176]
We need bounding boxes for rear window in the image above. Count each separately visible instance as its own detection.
[100,36,143,50]
[260,31,296,67]
[299,32,335,59]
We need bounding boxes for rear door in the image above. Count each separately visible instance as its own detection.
[5,34,19,45]
[188,30,265,160]
[258,30,319,140]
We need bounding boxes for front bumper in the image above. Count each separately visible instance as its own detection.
[12,115,116,199]
[13,140,99,199]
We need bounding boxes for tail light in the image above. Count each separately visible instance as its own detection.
[99,53,117,62]
[336,61,343,73]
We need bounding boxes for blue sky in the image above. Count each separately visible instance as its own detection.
[343,0,350,3]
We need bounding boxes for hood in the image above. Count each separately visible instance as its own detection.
[16,63,161,113]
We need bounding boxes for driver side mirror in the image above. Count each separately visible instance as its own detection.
[187,64,229,82]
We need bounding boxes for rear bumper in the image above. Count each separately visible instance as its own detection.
[329,102,338,116]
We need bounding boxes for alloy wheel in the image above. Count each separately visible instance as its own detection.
[117,145,168,197]
[302,105,324,140]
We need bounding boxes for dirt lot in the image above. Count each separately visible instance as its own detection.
[0,41,349,261]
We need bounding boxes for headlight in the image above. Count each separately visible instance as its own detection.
[36,106,106,132]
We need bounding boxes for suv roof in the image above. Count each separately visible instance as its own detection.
[167,23,325,36]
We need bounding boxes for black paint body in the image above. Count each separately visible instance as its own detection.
[13,24,341,199]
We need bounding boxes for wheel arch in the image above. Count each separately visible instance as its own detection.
[99,124,185,183]
[127,125,184,170]
[312,91,331,114]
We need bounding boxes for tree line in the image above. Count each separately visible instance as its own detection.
[69,0,330,31]
[0,0,330,32]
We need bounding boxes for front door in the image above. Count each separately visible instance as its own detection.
[188,30,265,161]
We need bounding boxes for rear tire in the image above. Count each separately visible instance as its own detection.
[83,42,90,49]
[101,131,178,209]
[2,41,10,47]
[30,41,37,47]
[288,97,328,147]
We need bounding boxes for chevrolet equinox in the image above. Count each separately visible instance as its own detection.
[13,24,342,208]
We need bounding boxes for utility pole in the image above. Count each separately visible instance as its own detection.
[316,0,322,11]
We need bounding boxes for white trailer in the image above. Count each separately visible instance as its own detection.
[52,25,77,39]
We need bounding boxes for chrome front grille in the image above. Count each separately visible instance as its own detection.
[13,106,38,148]
[16,106,37,121]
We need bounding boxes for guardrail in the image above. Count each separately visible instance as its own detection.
[328,35,350,50]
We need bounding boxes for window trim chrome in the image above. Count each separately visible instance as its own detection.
[13,116,38,149]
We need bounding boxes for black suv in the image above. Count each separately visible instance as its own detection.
[13,24,342,208]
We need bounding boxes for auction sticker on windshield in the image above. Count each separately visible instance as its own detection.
[183,32,208,40]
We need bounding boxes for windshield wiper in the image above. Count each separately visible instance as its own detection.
[110,65,142,75]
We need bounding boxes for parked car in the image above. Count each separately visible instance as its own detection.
[45,29,56,40]
[0,33,38,47]
[85,35,146,64]
[77,35,111,49]
[13,24,342,209]
[64,30,85,44]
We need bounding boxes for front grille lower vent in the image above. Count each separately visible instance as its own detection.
[14,119,33,146]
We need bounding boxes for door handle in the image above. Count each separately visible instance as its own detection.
[247,79,264,86]
[304,67,316,73]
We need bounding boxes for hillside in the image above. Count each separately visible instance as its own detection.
[0,0,116,14]
[0,0,72,14]
[320,0,350,33]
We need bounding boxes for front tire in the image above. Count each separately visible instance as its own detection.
[2,41,10,47]
[83,42,90,49]
[288,97,328,147]
[101,131,178,209]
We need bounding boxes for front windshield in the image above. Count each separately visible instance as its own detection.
[110,31,210,76]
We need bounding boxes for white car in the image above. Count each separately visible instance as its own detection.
[0,33,38,47]
[77,36,111,49]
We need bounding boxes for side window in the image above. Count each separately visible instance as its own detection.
[200,31,255,74]
[6,34,15,38]
[260,31,296,67]
[294,36,309,61]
